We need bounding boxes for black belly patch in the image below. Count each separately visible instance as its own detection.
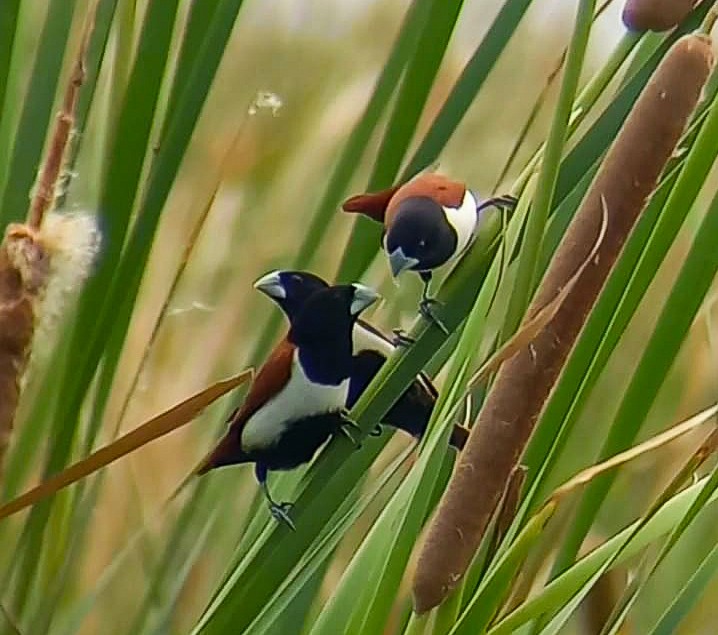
[248,411,345,471]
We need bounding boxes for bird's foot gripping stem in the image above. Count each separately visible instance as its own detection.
[339,410,363,448]
[257,464,296,531]
[419,297,449,334]
[338,410,382,446]
[268,500,295,530]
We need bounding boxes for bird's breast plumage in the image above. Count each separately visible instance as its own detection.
[441,189,478,258]
[240,350,349,452]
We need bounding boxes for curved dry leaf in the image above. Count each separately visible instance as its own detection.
[0,369,252,521]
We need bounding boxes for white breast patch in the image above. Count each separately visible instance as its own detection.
[240,350,349,451]
[442,190,478,257]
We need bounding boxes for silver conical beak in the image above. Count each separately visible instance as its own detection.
[349,283,380,315]
[388,248,419,279]
[253,270,286,299]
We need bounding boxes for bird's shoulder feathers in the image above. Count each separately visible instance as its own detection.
[342,184,400,223]
[385,174,466,225]
[227,338,296,433]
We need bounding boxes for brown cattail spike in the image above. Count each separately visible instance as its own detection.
[622,0,697,32]
[0,225,50,473]
[412,32,714,613]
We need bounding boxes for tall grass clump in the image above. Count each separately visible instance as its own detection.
[1,2,718,635]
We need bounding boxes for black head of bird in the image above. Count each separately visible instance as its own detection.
[254,269,328,320]
[342,173,516,333]
[196,281,380,529]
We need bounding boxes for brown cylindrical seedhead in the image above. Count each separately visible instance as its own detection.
[0,225,50,474]
[622,0,696,32]
[412,32,714,613]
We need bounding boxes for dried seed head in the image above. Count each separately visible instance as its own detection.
[32,210,102,358]
[622,0,697,32]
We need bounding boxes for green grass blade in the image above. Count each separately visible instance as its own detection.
[249,448,412,635]
[501,0,594,338]
[553,0,715,206]
[192,210,505,634]
[552,97,718,576]
[335,0,466,283]
[5,0,182,616]
[158,0,220,141]
[316,249,501,635]
[402,0,532,179]
[448,502,557,635]
[599,457,718,635]
[0,1,20,126]
[488,476,718,635]
[519,164,675,505]
[0,0,77,226]
[519,80,718,501]
[647,541,718,635]
[56,0,121,206]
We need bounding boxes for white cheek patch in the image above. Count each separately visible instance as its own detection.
[442,190,478,257]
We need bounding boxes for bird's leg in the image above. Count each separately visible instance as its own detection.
[418,271,449,334]
[256,463,295,531]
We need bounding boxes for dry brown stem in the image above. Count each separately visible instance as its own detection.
[27,4,96,229]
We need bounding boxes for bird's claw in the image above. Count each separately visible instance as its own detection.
[269,501,296,530]
[369,424,383,437]
[339,425,362,448]
[419,298,449,334]
[392,328,415,347]
[339,412,362,449]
